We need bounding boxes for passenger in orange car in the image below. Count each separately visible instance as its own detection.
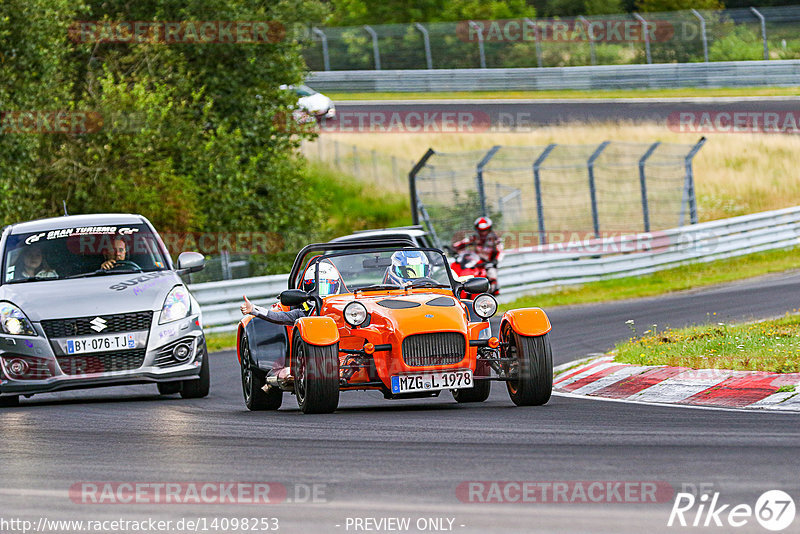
[241,261,344,325]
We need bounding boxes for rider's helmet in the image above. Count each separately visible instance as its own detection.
[302,260,343,297]
[474,216,493,234]
[386,250,431,286]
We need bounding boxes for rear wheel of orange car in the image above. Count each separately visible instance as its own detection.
[292,337,339,414]
[503,324,552,406]
[452,360,491,403]
[240,335,283,411]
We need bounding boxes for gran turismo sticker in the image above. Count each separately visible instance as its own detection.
[25,226,139,245]
[109,271,170,291]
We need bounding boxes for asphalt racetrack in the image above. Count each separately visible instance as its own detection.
[2,271,800,533]
[334,96,800,129]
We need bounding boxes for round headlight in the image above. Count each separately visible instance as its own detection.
[172,343,192,362]
[343,302,368,328]
[473,294,498,319]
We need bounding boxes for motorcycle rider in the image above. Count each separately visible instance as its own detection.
[452,216,503,294]
[241,260,343,325]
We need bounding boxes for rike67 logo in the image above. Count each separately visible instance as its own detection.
[668,489,796,531]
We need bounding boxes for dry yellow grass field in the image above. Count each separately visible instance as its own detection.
[307,123,800,222]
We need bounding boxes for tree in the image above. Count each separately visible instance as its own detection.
[328,0,535,25]
[634,0,722,12]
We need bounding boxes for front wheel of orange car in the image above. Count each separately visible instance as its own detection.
[293,338,339,414]
[240,335,282,411]
[503,324,552,406]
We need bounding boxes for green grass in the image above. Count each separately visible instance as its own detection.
[205,331,238,353]
[326,87,800,101]
[306,161,412,237]
[500,246,800,312]
[614,314,800,373]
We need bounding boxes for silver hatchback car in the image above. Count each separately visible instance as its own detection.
[0,213,209,406]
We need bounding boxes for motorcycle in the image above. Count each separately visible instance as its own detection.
[450,251,499,298]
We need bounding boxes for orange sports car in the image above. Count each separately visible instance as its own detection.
[236,240,552,413]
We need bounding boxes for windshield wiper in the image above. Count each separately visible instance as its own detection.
[5,277,48,284]
[62,268,141,280]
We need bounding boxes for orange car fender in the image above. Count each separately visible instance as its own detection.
[501,308,552,338]
[294,316,340,346]
[236,316,254,363]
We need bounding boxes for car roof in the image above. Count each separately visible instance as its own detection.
[7,213,146,235]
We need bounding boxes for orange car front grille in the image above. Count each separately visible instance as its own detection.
[401,332,466,367]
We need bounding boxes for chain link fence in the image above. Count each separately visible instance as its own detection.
[302,5,800,71]
[300,136,414,193]
[410,140,706,249]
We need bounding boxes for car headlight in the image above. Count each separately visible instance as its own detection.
[159,286,191,324]
[473,294,498,319]
[0,302,36,336]
[343,302,368,328]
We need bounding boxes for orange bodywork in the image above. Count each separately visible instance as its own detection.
[287,288,485,392]
[294,316,340,346]
[500,308,551,337]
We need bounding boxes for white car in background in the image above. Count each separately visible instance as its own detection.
[280,84,336,123]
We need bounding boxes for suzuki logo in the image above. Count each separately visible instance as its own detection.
[89,317,107,332]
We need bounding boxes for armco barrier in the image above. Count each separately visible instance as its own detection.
[307,60,800,92]
[191,206,800,332]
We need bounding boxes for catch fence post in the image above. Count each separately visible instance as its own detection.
[639,142,661,232]
[409,148,436,225]
[533,144,557,245]
[587,141,610,239]
[476,146,501,217]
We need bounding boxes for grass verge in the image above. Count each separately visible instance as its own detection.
[614,314,800,373]
[307,161,412,237]
[205,331,238,353]
[499,246,800,312]
[325,87,800,101]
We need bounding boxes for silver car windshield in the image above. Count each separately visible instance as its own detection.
[311,249,452,293]
[3,224,170,284]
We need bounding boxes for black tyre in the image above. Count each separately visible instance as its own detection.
[452,361,491,403]
[292,337,339,414]
[157,382,182,395]
[180,342,210,399]
[503,324,553,406]
[0,395,20,407]
[240,335,282,411]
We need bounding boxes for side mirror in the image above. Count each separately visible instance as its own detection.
[177,251,204,273]
[463,277,490,295]
[280,289,310,307]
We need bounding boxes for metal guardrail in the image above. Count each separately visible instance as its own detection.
[191,206,800,332]
[307,60,800,92]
